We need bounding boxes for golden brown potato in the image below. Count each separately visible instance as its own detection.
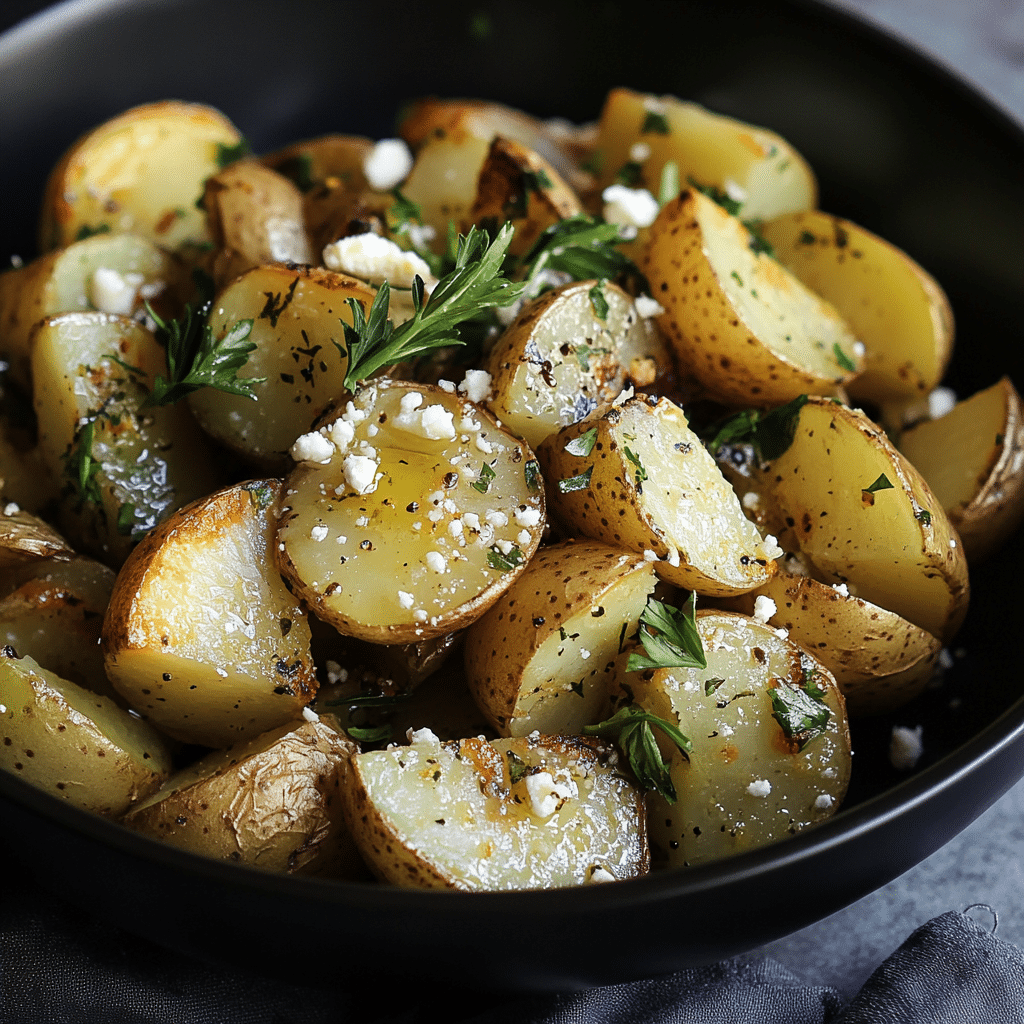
[643,188,863,406]
[538,393,779,596]
[0,506,71,569]
[464,540,658,736]
[39,101,244,252]
[898,376,1024,562]
[0,649,171,816]
[103,479,317,748]
[761,209,954,404]
[340,730,648,890]
[123,714,364,877]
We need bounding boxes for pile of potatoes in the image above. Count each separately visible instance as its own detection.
[0,88,1021,890]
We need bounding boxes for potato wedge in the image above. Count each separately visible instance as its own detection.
[39,101,243,252]
[464,540,657,736]
[643,189,863,406]
[103,479,317,748]
[276,379,545,643]
[0,649,171,816]
[720,573,942,716]
[760,209,954,404]
[124,714,364,877]
[0,506,71,569]
[760,397,969,642]
[485,280,645,450]
[186,264,376,470]
[202,160,313,290]
[340,730,648,890]
[626,610,850,867]
[538,394,779,596]
[898,377,1024,562]
[592,89,817,221]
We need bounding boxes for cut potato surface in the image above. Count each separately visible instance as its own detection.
[539,394,779,596]
[644,188,863,406]
[592,89,817,221]
[277,379,545,643]
[187,264,376,469]
[626,610,850,867]
[485,280,645,450]
[124,715,363,877]
[761,397,969,642]
[0,650,171,816]
[465,540,657,736]
[39,101,243,252]
[103,479,316,748]
[761,209,953,404]
[341,730,648,890]
[898,376,1024,562]
[720,572,941,716]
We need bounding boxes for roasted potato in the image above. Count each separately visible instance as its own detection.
[340,730,648,890]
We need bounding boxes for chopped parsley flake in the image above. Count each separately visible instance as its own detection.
[557,466,593,493]
[564,427,598,458]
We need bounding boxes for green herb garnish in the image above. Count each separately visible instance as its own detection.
[769,673,831,751]
[346,724,393,743]
[704,677,726,695]
[216,138,252,169]
[705,394,809,463]
[472,462,496,493]
[557,466,593,493]
[63,420,103,507]
[524,459,542,492]
[588,281,609,320]
[624,446,647,489]
[487,545,525,572]
[864,473,894,494]
[641,110,670,135]
[627,594,707,672]
[915,508,932,526]
[506,750,530,785]
[574,344,610,372]
[833,343,856,371]
[564,427,598,458]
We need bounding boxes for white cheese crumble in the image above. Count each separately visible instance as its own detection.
[588,867,616,884]
[852,340,866,358]
[579,648,591,660]
[723,178,748,203]
[762,534,784,560]
[513,506,542,528]
[406,726,441,748]
[290,430,335,464]
[301,706,320,723]
[324,661,347,685]
[90,267,144,315]
[458,369,492,404]
[890,725,924,771]
[832,583,850,597]
[629,142,652,163]
[363,138,414,191]
[525,771,577,818]
[752,595,777,623]
[342,454,379,494]
[747,779,772,798]
[425,551,447,573]
[928,386,957,420]
[322,232,435,290]
[814,794,834,811]
[329,418,355,450]
[613,385,635,407]
[438,379,456,393]
[742,491,761,511]
[785,554,809,576]
[633,293,665,319]
[2,502,19,516]
[601,184,660,236]
[0,704,6,714]
[397,591,415,609]
[643,549,659,562]
[517,530,531,546]
[485,510,508,528]
[310,524,329,542]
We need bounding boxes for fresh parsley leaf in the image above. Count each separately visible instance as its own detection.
[574,344,610,372]
[769,677,831,751]
[704,677,726,695]
[63,420,103,507]
[487,545,525,572]
[616,161,644,186]
[557,466,593,493]
[524,459,542,492]
[583,704,693,803]
[705,394,809,463]
[388,188,423,228]
[588,280,609,320]
[627,594,707,672]
[216,138,252,169]
[623,445,647,489]
[833,343,856,371]
[472,462,496,493]
[864,473,894,494]
[915,508,933,526]
[341,223,524,391]
[564,427,598,458]
[506,750,531,785]
[346,723,393,743]
[745,221,775,257]
[641,110,670,135]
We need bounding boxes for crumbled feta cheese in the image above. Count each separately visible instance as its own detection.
[752,596,777,623]
[633,293,665,319]
[742,491,761,511]
[310,524,329,542]
[290,430,335,464]
[629,141,652,163]
[474,434,493,454]
[2,502,19,516]
[517,530,531,546]
[814,794,834,811]
[397,591,415,609]
[406,726,441,748]
[458,369,492,404]
[0,704,6,714]
[485,510,508,528]
[323,232,435,289]
[363,138,414,192]
[747,779,772,797]
[420,405,456,439]
[579,648,591,660]
[525,771,577,818]
[928,386,957,420]
[832,583,850,597]
[785,555,809,576]
[588,867,616,884]
[643,549,659,562]
[852,340,866,358]
[513,506,542,528]
[602,184,659,235]
[438,379,456,393]
[301,706,320,723]
[425,551,447,574]
[329,418,355,450]
[325,660,347,685]
[723,178,748,203]
[342,454,379,494]
[762,534,784,559]
[889,725,924,771]
[643,95,667,115]
[90,267,144,315]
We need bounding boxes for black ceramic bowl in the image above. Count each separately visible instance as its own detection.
[2,0,1024,992]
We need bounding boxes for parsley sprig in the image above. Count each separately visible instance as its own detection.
[705,394,809,463]
[583,705,693,803]
[627,594,707,672]
[769,666,831,751]
[340,223,524,391]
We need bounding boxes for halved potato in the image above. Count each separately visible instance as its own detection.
[761,209,954,404]
[0,506,71,568]
[720,573,942,716]
[123,714,364,877]
[898,377,1024,562]
[186,264,376,470]
[103,479,317,748]
[276,379,545,643]
[202,160,313,289]
[626,609,850,867]
[340,730,648,890]
[39,101,243,252]
[485,280,645,450]
[644,189,863,406]
[591,89,817,221]
[464,540,657,736]
[538,393,779,596]
[0,649,171,816]
[760,397,969,642]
